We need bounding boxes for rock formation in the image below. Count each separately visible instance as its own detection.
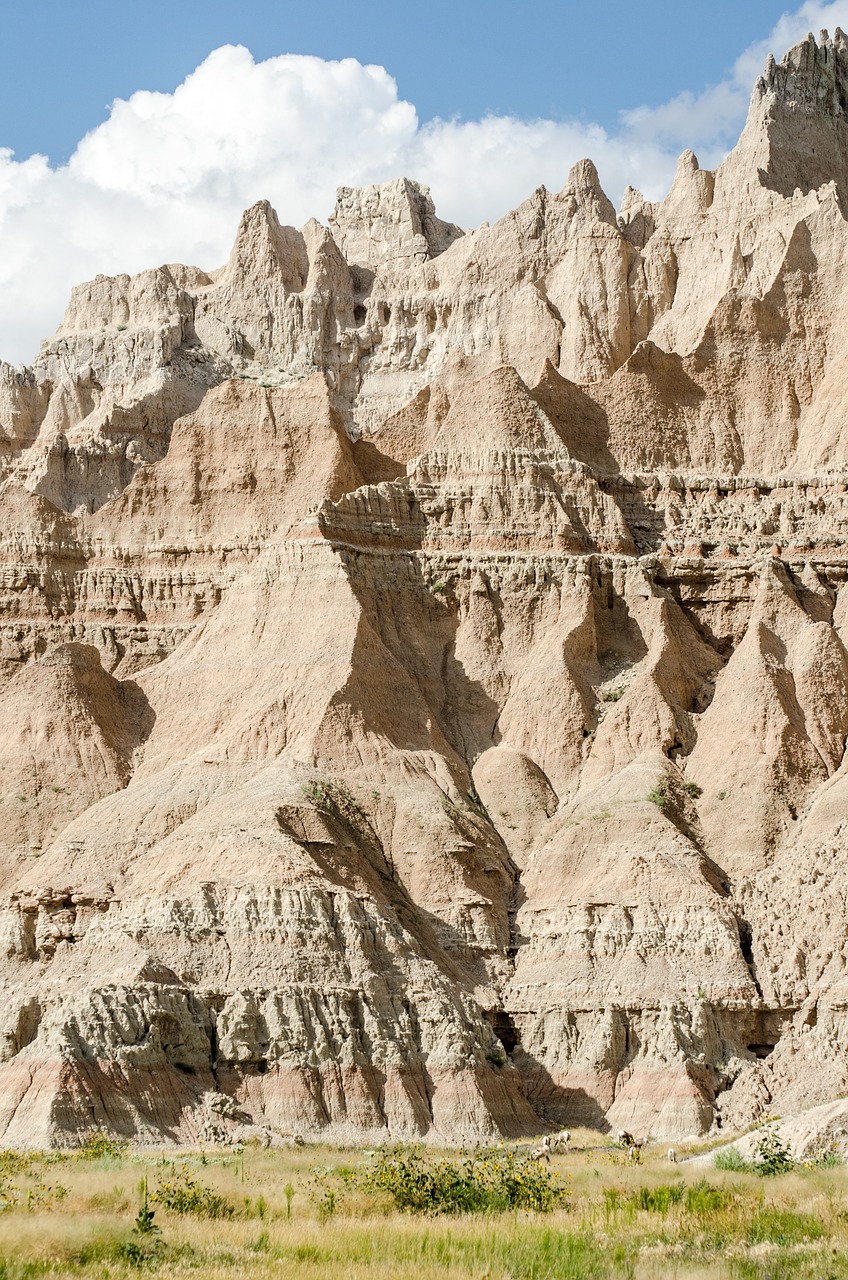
[2,31,848,1145]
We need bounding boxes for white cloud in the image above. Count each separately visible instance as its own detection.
[0,2,843,365]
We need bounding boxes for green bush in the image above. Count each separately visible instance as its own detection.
[713,1145,749,1171]
[152,1165,235,1218]
[802,1137,843,1168]
[302,779,339,813]
[683,780,703,799]
[751,1127,793,1177]
[601,1186,622,1222]
[684,1179,732,1214]
[646,785,668,810]
[352,1145,568,1215]
[301,779,364,822]
[77,1130,129,1160]
[308,1169,339,1223]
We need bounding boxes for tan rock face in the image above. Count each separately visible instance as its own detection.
[329,178,464,271]
[4,31,848,1146]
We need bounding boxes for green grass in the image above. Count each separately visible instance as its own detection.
[0,1138,846,1278]
[745,1206,824,1245]
[630,1182,684,1213]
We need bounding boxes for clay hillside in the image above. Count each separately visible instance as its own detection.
[2,30,848,1148]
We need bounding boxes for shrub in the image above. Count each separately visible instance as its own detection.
[803,1138,843,1168]
[751,1126,793,1176]
[309,1168,339,1223]
[0,1150,37,1178]
[302,779,338,812]
[647,784,668,810]
[117,1240,148,1264]
[78,1130,129,1160]
[683,780,703,799]
[601,1186,622,1221]
[684,1179,732,1214]
[152,1165,235,1218]
[301,779,364,823]
[350,1145,568,1215]
[600,687,624,703]
[0,1149,69,1212]
[713,1145,749,1171]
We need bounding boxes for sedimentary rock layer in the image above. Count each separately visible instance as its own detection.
[1,31,848,1144]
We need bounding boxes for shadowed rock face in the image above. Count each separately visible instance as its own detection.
[4,32,848,1147]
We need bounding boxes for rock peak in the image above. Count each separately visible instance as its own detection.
[737,27,848,198]
[223,200,309,293]
[562,158,617,225]
[329,176,463,271]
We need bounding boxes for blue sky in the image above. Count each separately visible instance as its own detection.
[3,1,789,165]
[1,0,847,363]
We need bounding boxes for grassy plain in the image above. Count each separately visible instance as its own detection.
[1,1128,847,1279]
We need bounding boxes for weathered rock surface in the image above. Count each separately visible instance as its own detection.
[2,32,848,1145]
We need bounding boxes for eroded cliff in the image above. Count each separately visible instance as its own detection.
[1,31,848,1145]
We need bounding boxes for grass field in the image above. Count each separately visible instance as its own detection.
[1,1128,847,1278]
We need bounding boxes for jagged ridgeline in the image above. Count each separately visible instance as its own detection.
[2,30,848,1146]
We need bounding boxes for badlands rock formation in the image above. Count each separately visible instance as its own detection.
[3,31,848,1145]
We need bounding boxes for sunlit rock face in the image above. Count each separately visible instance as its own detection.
[4,32,848,1146]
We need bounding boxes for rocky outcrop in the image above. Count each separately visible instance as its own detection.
[329,177,464,270]
[2,31,848,1146]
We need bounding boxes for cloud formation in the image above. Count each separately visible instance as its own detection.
[1,1,847,365]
